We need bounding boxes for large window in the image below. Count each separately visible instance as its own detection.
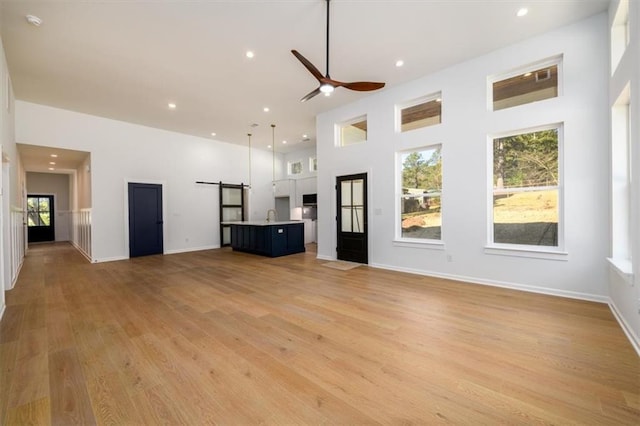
[399,146,442,240]
[611,84,631,263]
[338,115,367,146]
[491,126,561,247]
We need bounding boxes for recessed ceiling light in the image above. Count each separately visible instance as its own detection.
[267,145,272,149]
[49,161,56,165]
[395,60,404,67]
[50,154,58,158]
[302,134,308,138]
[26,15,42,27]
[246,51,255,58]
[168,103,176,109]
[436,98,442,102]
[211,132,216,137]
[48,167,54,171]
[263,107,269,112]
[282,140,287,144]
[517,8,528,17]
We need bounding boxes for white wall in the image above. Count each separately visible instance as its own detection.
[0,34,22,318]
[317,14,609,301]
[283,146,317,207]
[15,102,277,262]
[26,172,71,241]
[608,0,640,352]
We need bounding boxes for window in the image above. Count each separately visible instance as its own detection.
[288,160,303,175]
[491,126,561,248]
[399,146,442,240]
[309,157,317,172]
[338,115,367,146]
[491,60,560,111]
[27,196,51,227]
[611,84,631,263]
[398,93,441,132]
[611,0,629,74]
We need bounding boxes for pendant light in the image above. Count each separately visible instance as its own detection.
[271,124,276,192]
[247,132,252,188]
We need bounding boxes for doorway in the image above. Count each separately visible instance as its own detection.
[128,183,163,257]
[27,195,55,243]
[336,173,368,264]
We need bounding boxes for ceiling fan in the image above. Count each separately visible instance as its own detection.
[291,0,385,102]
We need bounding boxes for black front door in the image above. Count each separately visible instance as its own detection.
[336,173,368,264]
[128,183,163,257]
[27,195,55,243]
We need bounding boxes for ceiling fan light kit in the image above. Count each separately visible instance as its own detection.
[292,0,385,102]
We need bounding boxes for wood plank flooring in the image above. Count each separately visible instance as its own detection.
[1,242,639,425]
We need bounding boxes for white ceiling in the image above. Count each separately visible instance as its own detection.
[1,0,609,157]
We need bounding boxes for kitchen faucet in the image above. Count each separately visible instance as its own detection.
[266,209,277,222]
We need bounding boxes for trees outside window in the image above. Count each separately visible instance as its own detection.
[400,146,442,240]
[492,127,560,247]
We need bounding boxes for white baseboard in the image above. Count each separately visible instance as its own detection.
[94,256,129,263]
[369,262,609,304]
[608,299,640,357]
[70,241,93,263]
[316,254,335,261]
[164,245,219,255]
[0,303,5,322]
[9,258,24,290]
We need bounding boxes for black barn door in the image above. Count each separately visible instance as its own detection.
[128,183,163,257]
[336,173,368,264]
[27,195,55,243]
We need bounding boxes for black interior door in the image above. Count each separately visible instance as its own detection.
[128,183,163,257]
[27,195,55,243]
[336,173,368,264]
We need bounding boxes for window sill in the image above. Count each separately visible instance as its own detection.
[393,239,445,250]
[607,257,633,282]
[484,245,568,261]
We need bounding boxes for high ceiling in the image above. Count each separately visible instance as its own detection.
[1,0,609,154]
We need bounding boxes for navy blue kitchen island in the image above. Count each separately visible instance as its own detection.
[228,221,305,257]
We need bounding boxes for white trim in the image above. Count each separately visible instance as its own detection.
[70,240,93,263]
[336,114,368,147]
[484,245,569,261]
[395,91,442,133]
[607,257,633,282]
[316,254,334,261]
[393,240,445,250]
[164,245,220,255]
[608,298,640,357]
[0,303,5,322]
[93,255,129,263]
[369,261,607,303]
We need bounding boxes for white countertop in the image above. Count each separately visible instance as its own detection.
[221,220,304,226]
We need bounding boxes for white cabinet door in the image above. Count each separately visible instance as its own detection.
[274,179,292,197]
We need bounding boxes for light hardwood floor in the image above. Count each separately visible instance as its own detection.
[1,242,638,425]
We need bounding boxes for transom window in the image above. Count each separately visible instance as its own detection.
[491,60,560,111]
[338,115,367,146]
[399,145,442,241]
[397,93,442,132]
[288,160,303,175]
[491,126,561,247]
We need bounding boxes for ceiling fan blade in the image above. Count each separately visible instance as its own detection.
[340,81,386,92]
[291,50,324,82]
[300,87,322,102]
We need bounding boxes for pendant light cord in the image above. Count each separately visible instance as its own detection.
[271,124,276,184]
[247,133,252,188]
